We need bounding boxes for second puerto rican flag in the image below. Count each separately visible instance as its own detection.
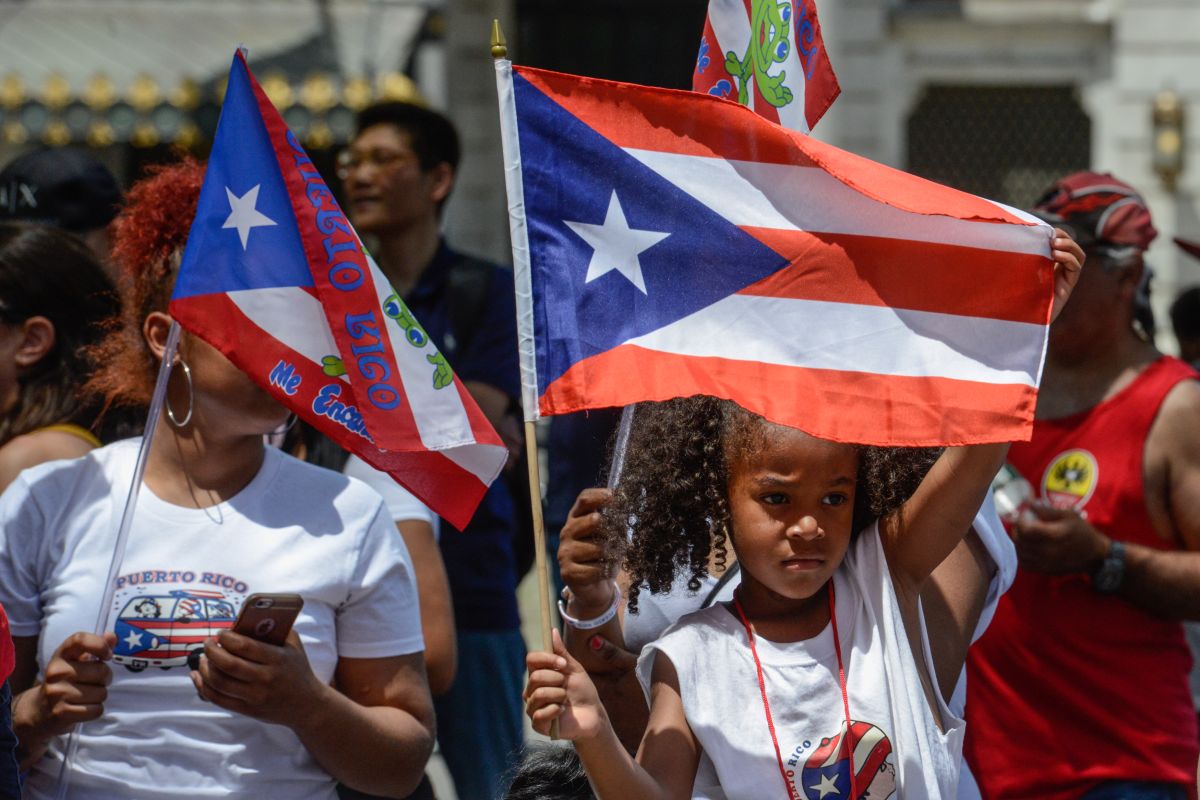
[496,63,1055,448]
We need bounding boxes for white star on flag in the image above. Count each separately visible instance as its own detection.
[810,773,842,798]
[564,190,669,294]
[123,630,144,650]
[223,184,277,250]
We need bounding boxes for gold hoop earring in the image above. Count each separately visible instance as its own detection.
[166,357,194,428]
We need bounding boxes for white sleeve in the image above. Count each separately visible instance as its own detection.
[342,455,438,538]
[969,492,1016,644]
[0,475,47,637]
[336,503,424,659]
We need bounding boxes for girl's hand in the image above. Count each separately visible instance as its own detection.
[191,629,327,728]
[1049,227,1085,323]
[524,629,607,740]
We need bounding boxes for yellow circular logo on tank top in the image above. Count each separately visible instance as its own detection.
[1040,449,1099,510]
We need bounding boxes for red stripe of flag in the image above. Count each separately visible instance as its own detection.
[739,229,1054,325]
[794,0,841,130]
[541,345,1036,447]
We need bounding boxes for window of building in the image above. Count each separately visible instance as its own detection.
[516,0,708,90]
[907,85,1091,209]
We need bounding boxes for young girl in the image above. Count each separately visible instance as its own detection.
[525,235,1083,799]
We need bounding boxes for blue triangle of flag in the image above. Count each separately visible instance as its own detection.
[514,72,788,395]
[174,55,314,301]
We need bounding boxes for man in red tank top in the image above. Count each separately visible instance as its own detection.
[965,172,1200,800]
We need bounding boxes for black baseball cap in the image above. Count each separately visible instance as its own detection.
[0,147,121,233]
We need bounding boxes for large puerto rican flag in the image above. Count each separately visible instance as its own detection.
[171,52,506,530]
[693,0,840,133]
[495,63,1055,447]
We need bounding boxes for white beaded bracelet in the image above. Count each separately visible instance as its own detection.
[558,583,622,630]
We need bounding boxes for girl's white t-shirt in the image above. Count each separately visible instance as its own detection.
[0,440,423,799]
[636,523,963,800]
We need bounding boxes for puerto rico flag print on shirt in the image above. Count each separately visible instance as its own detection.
[693,0,840,133]
[170,52,506,531]
[496,63,1055,447]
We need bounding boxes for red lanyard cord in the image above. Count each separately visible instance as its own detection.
[827,580,856,799]
[733,580,856,800]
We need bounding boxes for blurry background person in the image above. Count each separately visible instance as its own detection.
[1172,237,1200,737]
[1171,237,1200,368]
[0,148,122,268]
[0,222,118,492]
[1172,286,1200,368]
[340,101,525,800]
[0,159,435,799]
[966,173,1200,800]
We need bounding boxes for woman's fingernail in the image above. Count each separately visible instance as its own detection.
[589,635,603,651]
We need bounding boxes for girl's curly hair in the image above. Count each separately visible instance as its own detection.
[605,397,941,612]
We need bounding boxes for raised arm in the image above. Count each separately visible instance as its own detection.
[880,445,1009,588]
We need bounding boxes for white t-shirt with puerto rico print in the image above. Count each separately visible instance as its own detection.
[0,439,423,799]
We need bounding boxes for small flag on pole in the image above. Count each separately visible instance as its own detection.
[495,63,1055,447]
[693,0,841,133]
[170,52,507,530]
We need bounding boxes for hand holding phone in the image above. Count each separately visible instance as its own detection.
[233,593,304,646]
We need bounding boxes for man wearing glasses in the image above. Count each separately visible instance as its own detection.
[339,103,526,800]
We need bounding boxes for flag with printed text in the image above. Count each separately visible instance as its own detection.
[171,52,506,530]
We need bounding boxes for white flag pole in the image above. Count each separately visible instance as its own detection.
[53,320,183,798]
[606,404,636,490]
[492,21,560,740]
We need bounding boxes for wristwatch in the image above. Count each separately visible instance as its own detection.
[1091,540,1126,593]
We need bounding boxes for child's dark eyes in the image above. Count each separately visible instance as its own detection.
[822,492,849,507]
[760,492,788,506]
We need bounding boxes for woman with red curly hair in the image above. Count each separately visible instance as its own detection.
[0,159,435,799]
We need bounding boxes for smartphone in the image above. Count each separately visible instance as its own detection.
[233,593,304,646]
